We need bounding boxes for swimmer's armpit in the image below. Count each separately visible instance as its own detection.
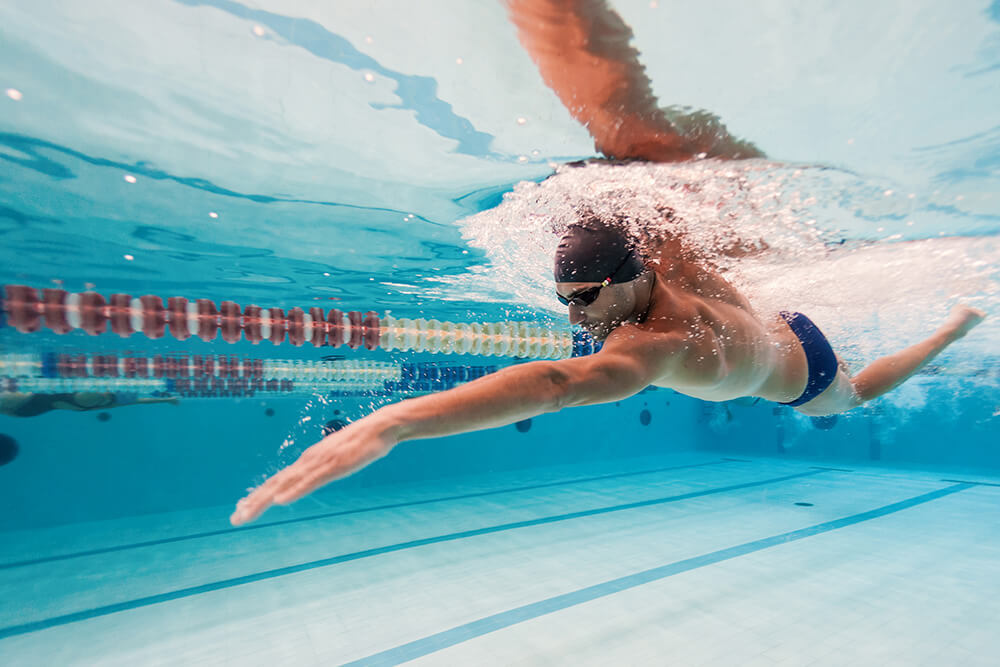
[506,0,764,162]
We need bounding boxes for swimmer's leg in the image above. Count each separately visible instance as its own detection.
[849,305,985,402]
[798,305,986,416]
[801,305,985,416]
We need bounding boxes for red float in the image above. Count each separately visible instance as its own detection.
[97,355,120,378]
[196,299,218,342]
[42,289,73,334]
[287,308,306,347]
[243,305,263,344]
[327,309,344,348]
[109,294,135,338]
[267,307,286,346]
[347,311,363,349]
[57,353,72,377]
[167,297,190,341]
[4,285,41,333]
[309,307,327,347]
[220,301,242,343]
[140,296,166,339]
[363,311,381,350]
[1,285,404,355]
[70,354,88,377]
[78,292,108,336]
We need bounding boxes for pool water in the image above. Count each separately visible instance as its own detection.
[2,0,999,665]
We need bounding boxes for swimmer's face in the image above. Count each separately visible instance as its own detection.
[556,280,637,341]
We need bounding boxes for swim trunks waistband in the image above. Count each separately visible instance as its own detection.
[778,311,838,407]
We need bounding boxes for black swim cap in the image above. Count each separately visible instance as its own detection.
[553,220,645,283]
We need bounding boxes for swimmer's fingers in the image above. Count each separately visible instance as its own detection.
[229,473,286,526]
[230,423,398,525]
[272,429,395,505]
[230,459,312,525]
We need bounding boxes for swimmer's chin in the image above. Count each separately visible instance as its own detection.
[582,325,611,342]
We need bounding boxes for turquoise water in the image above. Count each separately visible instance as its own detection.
[2,0,999,664]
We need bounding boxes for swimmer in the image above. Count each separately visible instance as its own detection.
[229,0,986,524]
[231,220,984,524]
[0,392,178,418]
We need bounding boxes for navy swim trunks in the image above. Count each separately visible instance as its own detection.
[778,311,839,407]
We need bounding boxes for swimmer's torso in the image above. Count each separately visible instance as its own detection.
[625,245,809,403]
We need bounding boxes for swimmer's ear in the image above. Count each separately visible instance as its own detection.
[505,0,763,162]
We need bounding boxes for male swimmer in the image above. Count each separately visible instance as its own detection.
[229,0,985,525]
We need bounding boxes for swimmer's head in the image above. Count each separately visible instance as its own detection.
[554,219,651,341]
[553,218,645,285]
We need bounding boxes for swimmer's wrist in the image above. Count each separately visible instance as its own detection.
[371,404,409,443]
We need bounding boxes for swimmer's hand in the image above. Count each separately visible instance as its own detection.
[230,417,398,526]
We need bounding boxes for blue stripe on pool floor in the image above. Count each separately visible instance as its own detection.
[940,479,1000,487]
[344,482,973,667]
[0,459,734,571]
[0,469,822,640]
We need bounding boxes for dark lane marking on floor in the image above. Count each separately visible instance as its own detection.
[345,483,972,667]
[0,470,821,640]
[940,479,1000,487]
[809,466,855,472]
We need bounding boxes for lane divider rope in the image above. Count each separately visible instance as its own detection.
[1,285,600,359]
[0,352,500,398]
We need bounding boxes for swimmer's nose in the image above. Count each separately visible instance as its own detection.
[568,305,586,325]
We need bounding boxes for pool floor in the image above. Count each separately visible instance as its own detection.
[1,453,998,665]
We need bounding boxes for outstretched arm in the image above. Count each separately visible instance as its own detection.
[230,328,682,525]
[506,0,763,161]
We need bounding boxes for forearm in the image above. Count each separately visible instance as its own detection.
[378,361,568,443]
[230,338,664,525]
[506,0,689,159]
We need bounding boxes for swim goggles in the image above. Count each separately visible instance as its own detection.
[556,250,635,307]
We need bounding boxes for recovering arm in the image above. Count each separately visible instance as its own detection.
[230,327,682,525]
[506,0,763,161]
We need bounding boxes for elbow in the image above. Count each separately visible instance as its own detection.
[538,363,575,413]
[537,358,642,410]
